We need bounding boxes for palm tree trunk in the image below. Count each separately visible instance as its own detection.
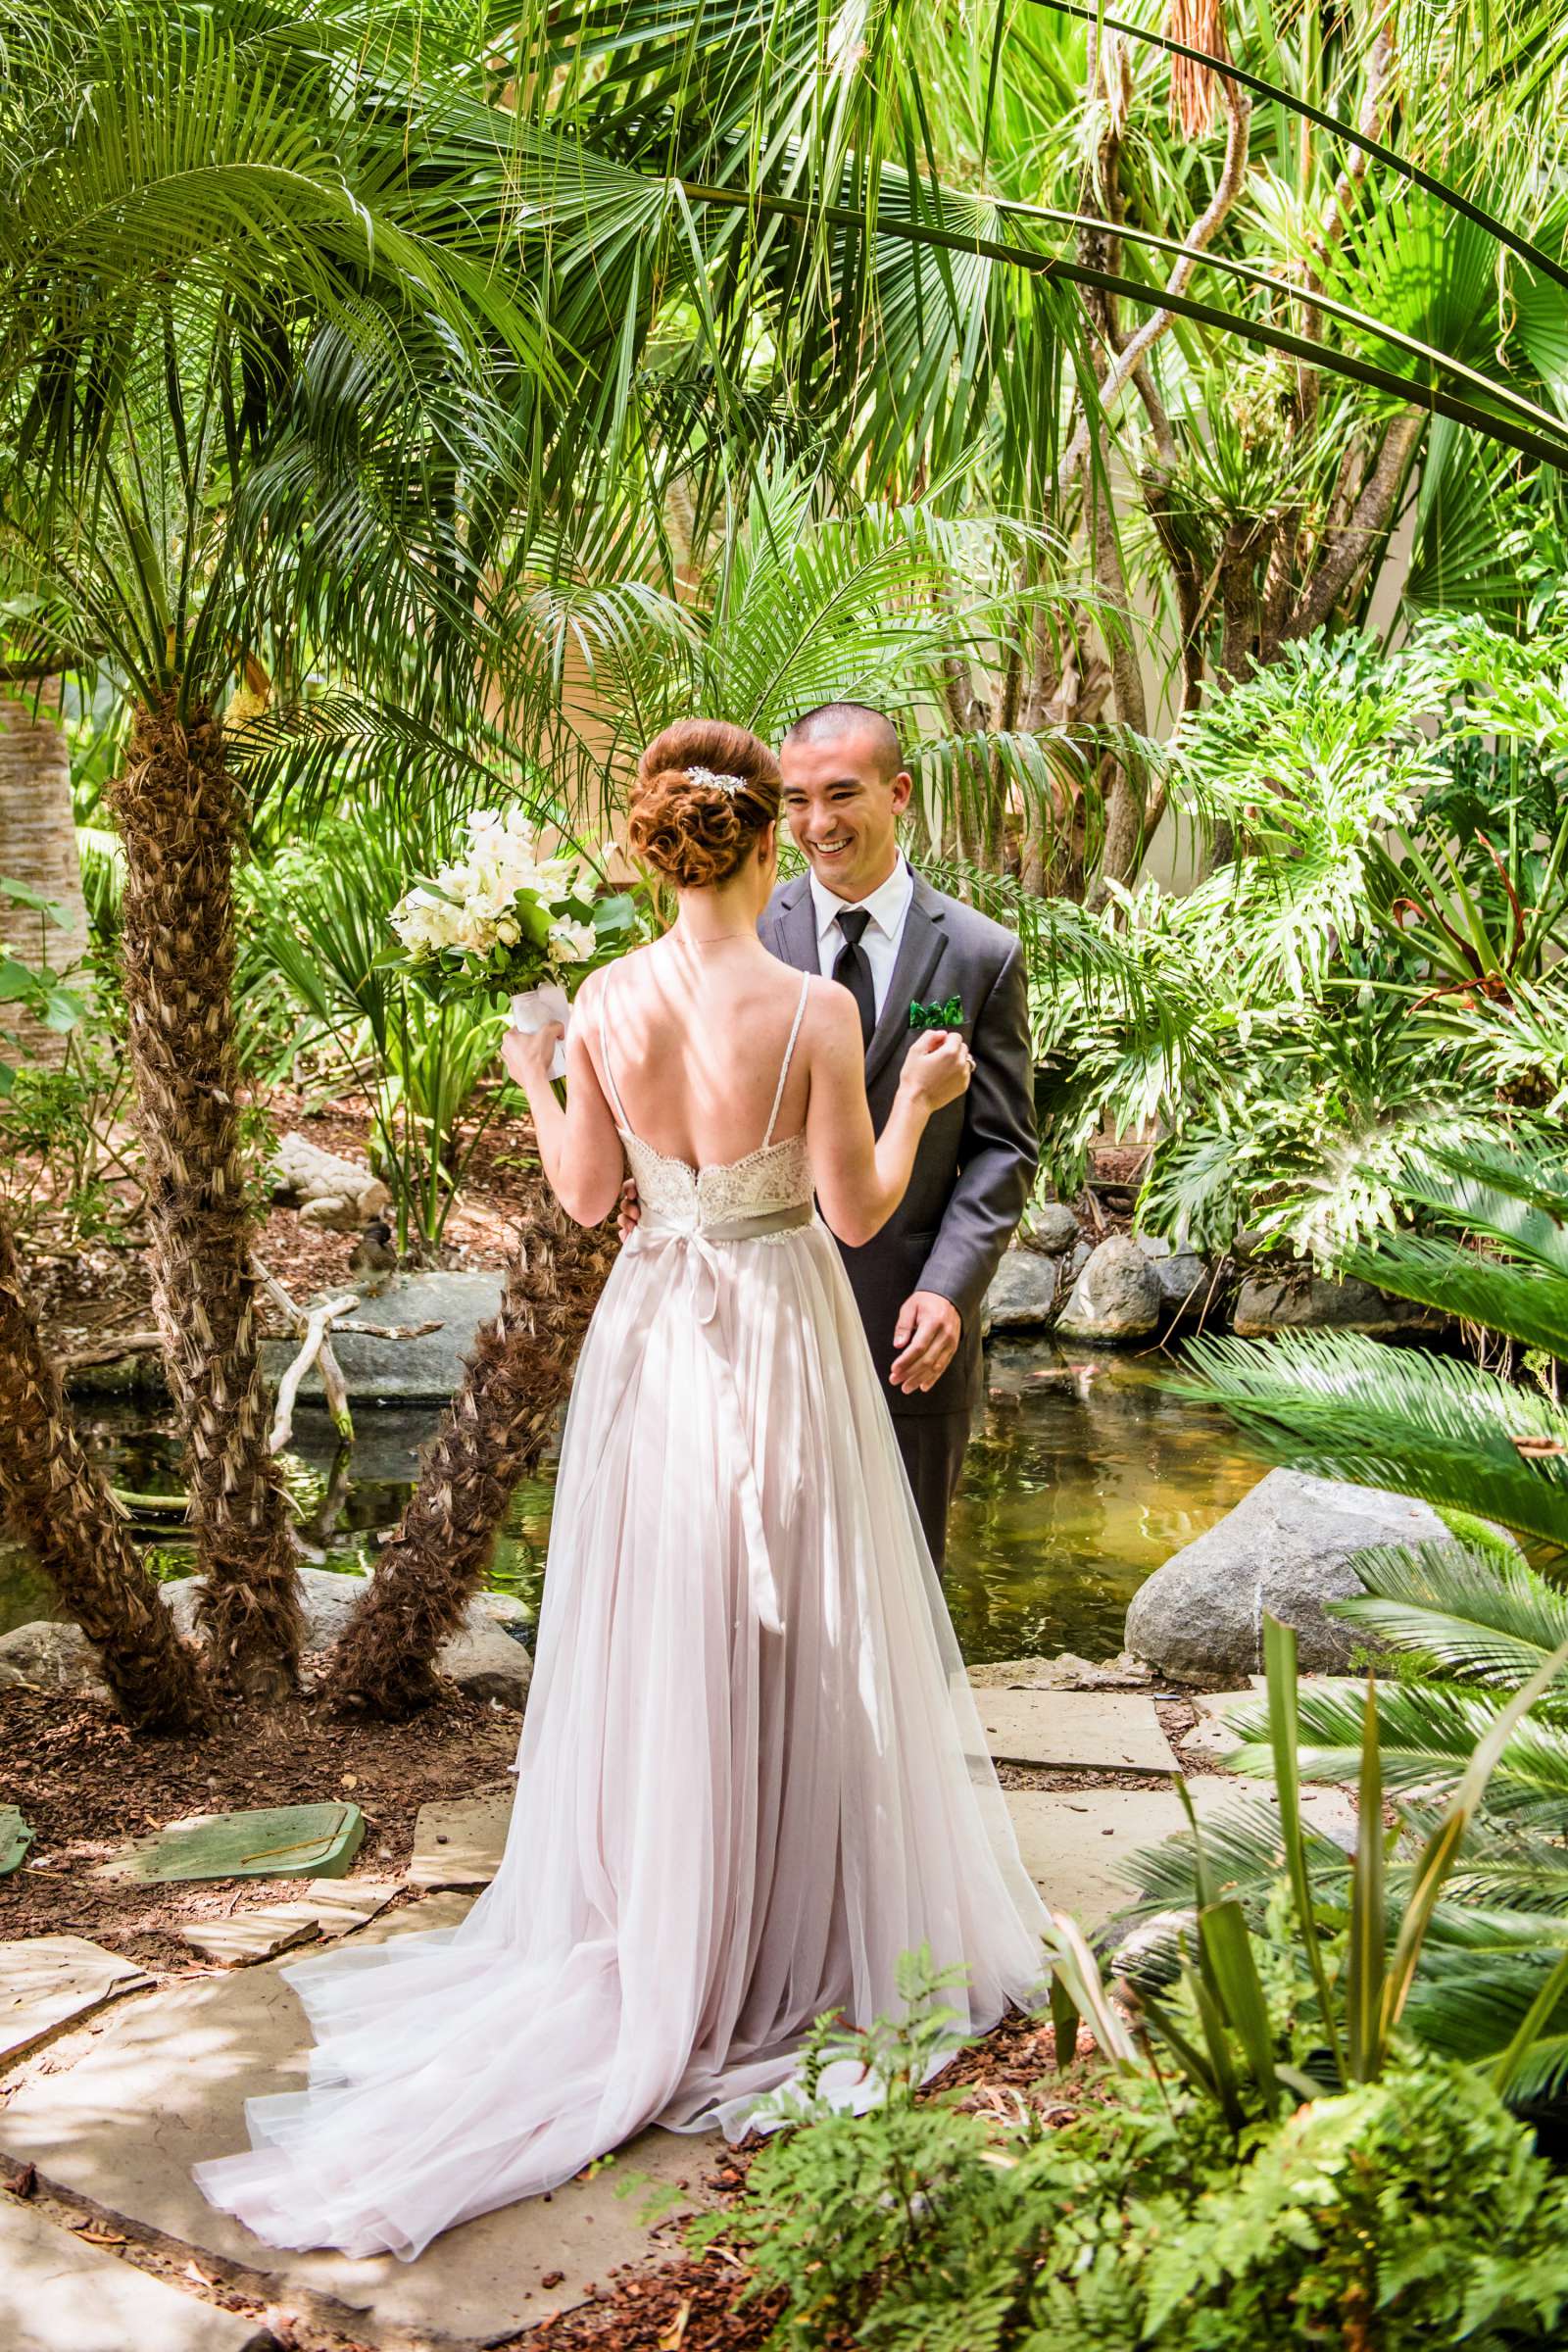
[107,692,302,1700]
[0,1209,211,1732]
[325,1195,616,1718]
[0,686,91,1062]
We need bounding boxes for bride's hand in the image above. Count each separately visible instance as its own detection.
[501,1023,564,1093]
[899,1030,973,1113]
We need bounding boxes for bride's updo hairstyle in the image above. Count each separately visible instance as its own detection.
[627,718,782,890]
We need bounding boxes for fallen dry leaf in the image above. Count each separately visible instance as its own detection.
[1512,1435,1566,1459]
[74,2227,128,2248]
[658,2296,693,2350]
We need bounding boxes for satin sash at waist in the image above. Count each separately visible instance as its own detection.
[637,1200,814,1246]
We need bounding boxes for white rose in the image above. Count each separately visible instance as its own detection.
[549,917,596,963]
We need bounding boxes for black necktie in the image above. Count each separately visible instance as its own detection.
[833,907,876,1049]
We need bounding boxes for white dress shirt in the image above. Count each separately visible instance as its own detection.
[808,857,914,1021]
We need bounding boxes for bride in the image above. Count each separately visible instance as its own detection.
[195,718,1048,2260]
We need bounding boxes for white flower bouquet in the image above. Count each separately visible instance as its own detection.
[387,808,642,1077]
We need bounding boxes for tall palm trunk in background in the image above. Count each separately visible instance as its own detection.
[107,692,302,1699]
[0,1209,211,1732]
[0,688,91,1058]
[326,1197,616,1717]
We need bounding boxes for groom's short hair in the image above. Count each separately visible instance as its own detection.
[783,701,903,782]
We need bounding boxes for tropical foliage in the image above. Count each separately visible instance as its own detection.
[1033,624,1568,1252]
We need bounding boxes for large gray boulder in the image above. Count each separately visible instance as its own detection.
[260,1270,507,1404]
[0,1619,102,1694]
[1233,1269,1442,1341]
[1125,1467,1449,1679]
[985,1245,1062,1332]
[1055,1236,1161,1345]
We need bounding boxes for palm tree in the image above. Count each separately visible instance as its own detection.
[0,1208,210,1731]
[0,0,561,1699]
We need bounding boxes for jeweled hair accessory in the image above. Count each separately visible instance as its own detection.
[686,764,748,797]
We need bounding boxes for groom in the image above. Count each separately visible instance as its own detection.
[764,703,1038,1569]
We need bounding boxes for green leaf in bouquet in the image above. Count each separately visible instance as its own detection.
[593,893,640,946]
[512,894,555,948]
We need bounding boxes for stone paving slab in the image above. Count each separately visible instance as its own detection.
[1005,1773,1361,1928]
[0,1895,716,2349]
[975,1690,1178,1773]
[1179,1690,1258,1760]
[1005,1788,1192,1925]
[179,1883,401,1967]
[0,2194,276,2352]
[1,1937,153,2066]
[409,1792,512,1889]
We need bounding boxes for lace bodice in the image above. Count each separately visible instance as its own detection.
[600,968,815,1236]
[620,1130,814,1232]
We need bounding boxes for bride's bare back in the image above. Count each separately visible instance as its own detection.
[589,936,814,1168]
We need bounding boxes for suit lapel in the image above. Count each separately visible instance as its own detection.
[769,876,819,975]
[864,871,949,1093]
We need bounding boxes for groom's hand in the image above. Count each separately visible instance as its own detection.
[617,1179,642,1242]
[890,1291,960,1394]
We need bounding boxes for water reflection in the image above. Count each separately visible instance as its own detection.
[1,1344,1264,1663]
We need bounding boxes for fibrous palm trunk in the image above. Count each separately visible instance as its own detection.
[0,1209,211,1732]
[325,1192,616,1718]
[108,693,302,1699]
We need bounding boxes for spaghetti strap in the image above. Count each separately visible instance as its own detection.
[763,972,811,1148]
[596,970,631,1130]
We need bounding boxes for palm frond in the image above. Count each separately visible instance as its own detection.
[1180,1330,1568,1550]
[1331,1541,1568,1697]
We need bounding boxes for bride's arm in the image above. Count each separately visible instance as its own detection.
[499,992,625,1229]
[806,986,970,1247]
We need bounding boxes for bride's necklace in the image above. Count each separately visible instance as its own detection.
[676,928,753,951]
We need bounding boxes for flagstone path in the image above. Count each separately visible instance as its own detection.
[0,1672,1354,2350]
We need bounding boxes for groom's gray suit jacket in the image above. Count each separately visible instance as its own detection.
[762,867,1038,1420]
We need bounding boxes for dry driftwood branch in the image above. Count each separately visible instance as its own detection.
[269,1293,358,1456]
[253,1259,356,1449]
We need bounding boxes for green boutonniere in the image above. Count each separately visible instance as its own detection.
[908,995,965,1031]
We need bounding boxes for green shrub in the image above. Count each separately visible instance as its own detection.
[712,1990,1568,2352]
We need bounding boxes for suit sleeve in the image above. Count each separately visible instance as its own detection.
[914,940,1038,1328]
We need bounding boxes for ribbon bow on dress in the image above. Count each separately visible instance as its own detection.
[629,1199,812,1637]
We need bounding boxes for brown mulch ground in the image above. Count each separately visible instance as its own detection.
[1,1684,518,1974]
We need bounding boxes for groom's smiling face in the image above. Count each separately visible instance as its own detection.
[779,724,911,904]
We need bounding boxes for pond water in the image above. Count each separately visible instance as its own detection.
[0,1340,1264,1664]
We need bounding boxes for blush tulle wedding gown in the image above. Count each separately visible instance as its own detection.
[195,974,1049,2259]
